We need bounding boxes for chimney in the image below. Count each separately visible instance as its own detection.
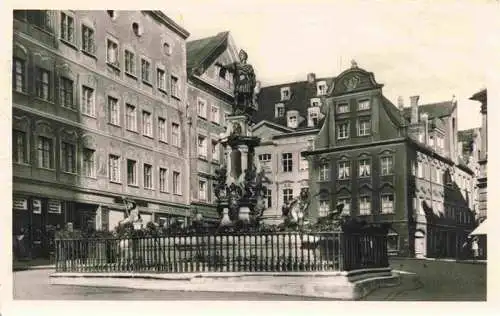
[421,112,429,144]
[410,95,420,124]
[307,73,316,83]
[397,96,404,110]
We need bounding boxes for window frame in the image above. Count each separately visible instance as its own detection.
[282,152,293,173]
[60,11,75,45]
[359,195,372,215]
[61,140,77,174]
[13,129,29,165]
[156,67,166,91]
[171,122,180,147]
[357,99,371,111]
[337,197,351,216]
[198,178,207,201]
[141,57,152,84]
[275,103,285,118]
[380,156,394,176]
[337,122,350,140]
[197,134,208,159]
[158,117,167,143]
[82,147,96,178]
[108,154,121,183]
[358,117,371,136]
[170,74,180,99]
[318,162,329,181]
[127,159,138,186]
[35,67,51,101]
[143,163,153,189]
[172,171,181,195]
[37,135,54,170]
[381,193,395,214]
[125,103,137,132]
[107,96,120,126]
[142,110,153,137]
[81,23,96,56]
[106,38,119,67]
[81,85,96,117]
[358,158,371,178]
[124,49,137,77]
[13,57,27,93]
[282,188,294,205]
[59,76,75,109]
[337,102,350,114]
[159,167,168,193]
[337,160,350,180]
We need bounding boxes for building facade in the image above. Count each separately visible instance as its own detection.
[12,10,191,258]
[252,74,334,223]
[303,62,475,258]
[469,89,487,221]
[185,31,240,223]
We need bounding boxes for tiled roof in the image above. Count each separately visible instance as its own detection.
[253,77,335,131]
[186,31,229,75]
[470,89,487,102]
[402,101,456,121]
[381,96,408,128]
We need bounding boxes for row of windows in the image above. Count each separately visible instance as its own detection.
[285,191,395,217]
[13,130,182,194]
[318,156,394,181]
[413,161,472,190]
[279,81,328,102]
[413,197,474,224]
[336,99,371,113]
[336,119,372,139]
[197,98,221,124]
[197,135,221,161]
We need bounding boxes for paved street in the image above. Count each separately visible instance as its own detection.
[13,258,486,301]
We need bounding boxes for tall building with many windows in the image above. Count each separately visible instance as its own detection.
[303,62,475,258]
[252,73,335,223]
[12,10,191,258]
[185,31,241,223]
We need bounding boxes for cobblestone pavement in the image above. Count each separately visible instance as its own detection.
[13,269,330,300]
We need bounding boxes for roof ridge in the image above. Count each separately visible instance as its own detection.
[261,76,335,89]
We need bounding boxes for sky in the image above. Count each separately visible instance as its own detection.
[167,0,499,130]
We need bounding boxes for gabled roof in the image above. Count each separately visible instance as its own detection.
[186,31,230,76]
[253,77,335,131]
[402,101,456,121]
[470,89,487,102]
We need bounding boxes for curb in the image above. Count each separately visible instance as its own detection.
[390,257,487,264]
[13,265,55,272]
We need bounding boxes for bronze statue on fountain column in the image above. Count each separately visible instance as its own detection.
[222,49,257,115]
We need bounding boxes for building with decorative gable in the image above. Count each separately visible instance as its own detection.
[303,61,475,258]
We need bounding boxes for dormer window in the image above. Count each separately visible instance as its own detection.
[317,81,327,96]
[280,87,291,101]
[310,98,321,108]
[357,99,371,111]
[288,115,298,129]
[275,103,285,118]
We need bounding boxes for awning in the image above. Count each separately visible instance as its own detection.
[469,219,488,236]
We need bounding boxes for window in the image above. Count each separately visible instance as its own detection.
[282,153,293,172]
[108,96,120,126]
[124,50,136,75]
[317,82,327,96]
[417,162,423,178]
[337,103,349,113]
[280,87,290,101]
[83,148,95,178]
[132,22,142,37]
[198,135,207,158]
[81,25,95,54]
[159,168,168,192]
[37,136,53,169]
[381,156,394,176]
[142,111,152,137]
[359,159,371,178]
[288,115,297,128]
[59,77,74,109]
[157,68,166,90]
[197,98,207,118]
[127,159,137,185]
[125,104,137,131]
[170,75,179,98]
[81,86,95,116]
[299,156,308,171]
[163,42,172,56]
[211,140,219,161]
[264,189,272,208]
[358,118,371,136]
[173,171,181,194]
[358,99,371,111]
[13,130,28,164]
[337,198,351,216]
[141,58,151,83]
[199,179,207,201]
[338,160,350,179]
[35,67,50,101]
[144,164,152,189]
[109,155,121,183]
[172,123,180,147]
[319,162,329,181]
[61,142,76,173]
[381,194,395,214]
[13,58,26,93]
[337,122,349,139]
[359,196,371,215]
[158,118,167,142]
[319,200,330,217]
[275,103,285,118]
[60,12,74,43]
[107,10,117,19]
[283,188,293,205]
[211,105,220,123]
[106,39,119,65]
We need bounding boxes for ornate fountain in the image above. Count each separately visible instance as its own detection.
[213,49,271,230]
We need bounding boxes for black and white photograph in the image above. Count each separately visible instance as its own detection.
[3,1,499,313]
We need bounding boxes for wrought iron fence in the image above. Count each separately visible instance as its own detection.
[54,231,388,273]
